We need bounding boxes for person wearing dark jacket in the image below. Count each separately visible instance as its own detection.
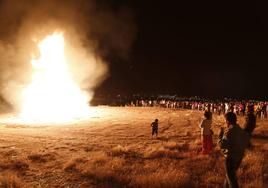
[244,105,256,134]
[243,105,256,148]
[219,112,250,188]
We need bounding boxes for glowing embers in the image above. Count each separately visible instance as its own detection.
[20,33,91,123]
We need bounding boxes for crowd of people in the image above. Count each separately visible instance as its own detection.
[136,96,261,188]
[102,95,263,187]
[149,101,257,188]
[128,98,268,119]
[150,108,256,188]
[198,107,256,188]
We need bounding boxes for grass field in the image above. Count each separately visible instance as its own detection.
[0,107,267,188]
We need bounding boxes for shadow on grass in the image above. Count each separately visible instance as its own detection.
[28,152,58,163]
[252,134,268,140]
[82,172,128,188]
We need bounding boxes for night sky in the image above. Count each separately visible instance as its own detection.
[96,1,268,99]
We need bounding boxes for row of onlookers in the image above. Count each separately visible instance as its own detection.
[127,99,268,118]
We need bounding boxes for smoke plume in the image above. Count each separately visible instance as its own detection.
[0,0,136,111]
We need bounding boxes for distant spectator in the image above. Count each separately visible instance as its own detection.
[244,105,256,134]
[218,112,250,188]
[256,104,261,119]
[267,104,268,119]
[151,119,158,138]
[244,105,256,148]
[240,103,246,116]
[199,111,213,154]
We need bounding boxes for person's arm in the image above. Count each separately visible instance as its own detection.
[218,128,232,150]
[199,119,204,128]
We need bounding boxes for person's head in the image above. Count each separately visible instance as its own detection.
[225,112,237,126]
[155,119,158,122]
[204,111,210,119]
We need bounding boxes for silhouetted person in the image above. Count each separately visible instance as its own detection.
[219,112,250,188]
[151,119,158,138]
[244,105,256,148]
[199,111,213,154]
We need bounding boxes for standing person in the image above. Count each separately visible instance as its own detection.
[244,105,256,148]
[218,112,250,188]
[199,111,213,154]
[240,103,246,116]
[151,119,158,138]
[261,103,266,119]
[266,103,268,119]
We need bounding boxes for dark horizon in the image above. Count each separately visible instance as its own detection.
[94,1,268,100]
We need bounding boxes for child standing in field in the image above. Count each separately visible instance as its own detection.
[151,119,158,138]
[199,111,213,154]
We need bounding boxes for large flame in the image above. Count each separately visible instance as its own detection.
[20,33,91,123]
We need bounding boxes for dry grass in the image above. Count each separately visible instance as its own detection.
[238,150,265,187]
[0,174,22,188]
[64,152,128,187]
[27,152,57,163]
[107,145,141,158]
[0,107,267,187]
[143,145,190,159]
[130,167,191,188]
[0,159,29,173]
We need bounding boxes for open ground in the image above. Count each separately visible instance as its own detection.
[0,107,267,188]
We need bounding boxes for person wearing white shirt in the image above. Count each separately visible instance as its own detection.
[199,111,213,154]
